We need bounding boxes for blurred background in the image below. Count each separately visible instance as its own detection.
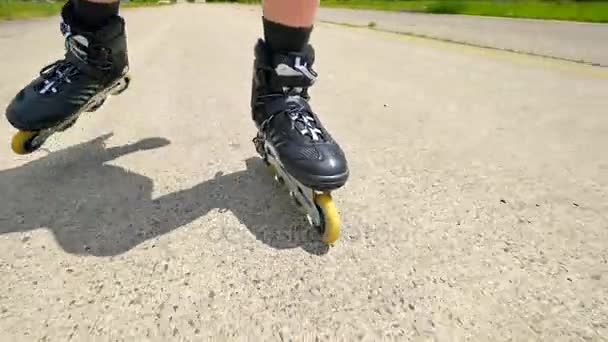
[1,0,607,23]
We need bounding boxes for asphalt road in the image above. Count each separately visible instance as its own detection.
[0,4,607,341]
[318,7,608,67]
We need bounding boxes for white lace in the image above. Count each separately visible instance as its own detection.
[286,102,323,142]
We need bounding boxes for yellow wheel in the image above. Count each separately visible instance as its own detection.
[11,130,39,155]
[315,192,341,244]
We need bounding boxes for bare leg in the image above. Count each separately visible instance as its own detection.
[262,0,319,27]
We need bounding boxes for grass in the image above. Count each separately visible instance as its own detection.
[0,1,61,20]
[319,0,608,23]
[205,0,608,23]
[3,0,607,23]
[0,0,171,21]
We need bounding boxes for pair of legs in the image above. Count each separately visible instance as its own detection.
[5,0,348,192]
[86,0,317,29]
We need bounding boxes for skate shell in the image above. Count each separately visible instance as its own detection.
[7,74,131,155]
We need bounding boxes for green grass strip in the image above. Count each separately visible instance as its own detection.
[320,0,608,23]
[0,0,172,21]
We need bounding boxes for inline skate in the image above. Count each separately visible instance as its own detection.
[250,39,349,245]
[5,3,130,155]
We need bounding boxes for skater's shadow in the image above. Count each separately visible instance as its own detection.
[0,134,329,256]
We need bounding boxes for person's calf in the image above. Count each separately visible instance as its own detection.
[262,0,318,53]
[262,0,318,27]
[252,0,321,124]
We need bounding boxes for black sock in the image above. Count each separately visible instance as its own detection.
[263,17,313,53]
[71,0,120,30]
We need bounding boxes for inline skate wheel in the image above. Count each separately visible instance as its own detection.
[11,130,40,155]
[314,192,341,244]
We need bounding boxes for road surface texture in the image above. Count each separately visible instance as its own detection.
[318,7,608,67]
[1,3,607,341]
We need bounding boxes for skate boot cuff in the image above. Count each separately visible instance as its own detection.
[59,2,128,80]
[61,0,122,31]
[254,39,318,92]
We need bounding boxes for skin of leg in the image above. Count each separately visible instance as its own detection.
[263,0,319,27]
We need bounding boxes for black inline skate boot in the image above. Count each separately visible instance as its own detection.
[250,38,349,244]
[5,2,131,155]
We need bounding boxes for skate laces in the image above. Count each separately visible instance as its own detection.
[280,57,323,142]
[38,61,79,95]
[282,67,323,142]
[258,51,325,142]
[285,100,324,142]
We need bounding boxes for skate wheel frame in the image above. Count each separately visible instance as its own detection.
[257,136,342,245]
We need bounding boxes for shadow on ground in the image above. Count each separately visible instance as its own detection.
[0,134,329,256]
